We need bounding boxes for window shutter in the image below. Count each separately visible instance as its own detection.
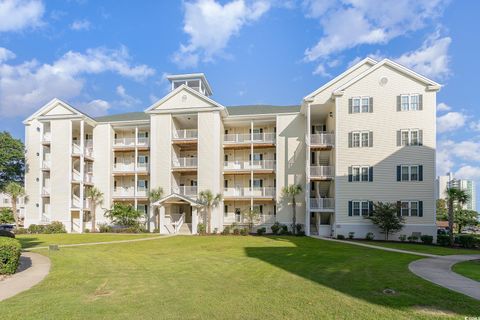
[419,165,423,181]
[249,179,251,188]
[348,98,352,114]
[311,152,315,165]
[419,201,423,217]
[369,167,373,182]
[397,130,401,147]
[397,166,401,181]
[396,201,401,217]
[348,201,353,216]
[145,181,148,188]
[348,166,352,182]
[369,131,373,147]
[419,130,423,146]
[260,154,263,161]
[260,179,263,187]
[348,132,352,148]
[145,156,149,163]
[397,96,401,111]
[369,201,373,216]
[369,97,373,113]
[145,132,149,138]
[419,94,423,110]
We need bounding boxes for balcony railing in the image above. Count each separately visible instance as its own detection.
[72,197,91,209]
[310,198,335,210]
[172,157,198,168]
[310,166,334,179]
[137,162,149,172]
[136,188,148,197]
[41,187,50,197]
[223,187,275,198]
[42,133,51,143]
[42,160,51,170]
[84,173,93,183]
[224,213,276,224]
[171,186,198,197]
[172,129,198,140]
[223,160,276,171]
[310,133,335,147]
[224,133,276,144]
[137,137,149,147]
[72,143,94,157]
[114,137,136,147]
[113,163,135,172]
[112,189,135,198]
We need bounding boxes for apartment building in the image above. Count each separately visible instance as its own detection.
[437,172,477,211]
[23,58,440,239]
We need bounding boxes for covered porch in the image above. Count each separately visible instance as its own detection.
[152,193,202,235]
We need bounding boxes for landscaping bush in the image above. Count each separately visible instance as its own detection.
[348,232,355,239]
[84,228,90,233]
[399,234,407,242]
[365,232,375,241]
[458,235,477,249]
[197,223,206,235]
[0,237,21,275]
[437,234,450,246]
[240,228,248,236]
[295,224,305,236]
[233,228,240,235]
[221,226,231,235]
[13,227,27,235]
[98,223,112,233]
[279,224,291,235]
[337,234,345,240]
[271,222,281,235]
[420,235,433,245]
[27,224,45,234]
[257,227,266,235]
[407,235,419,243]
[0,230,15,238]
[44,221,66,234]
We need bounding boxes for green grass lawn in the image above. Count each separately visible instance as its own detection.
[1,235,479,319]
[354,240,480,256]
[17,233,160,249]
[453,259,480,282]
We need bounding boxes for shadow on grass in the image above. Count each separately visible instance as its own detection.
[244,236,480,315]
[16,237,42,249]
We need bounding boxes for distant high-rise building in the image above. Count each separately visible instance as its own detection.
[436,172,476,211]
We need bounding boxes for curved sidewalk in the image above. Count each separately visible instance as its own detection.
[409,255,480,301]
[0,252,51,302]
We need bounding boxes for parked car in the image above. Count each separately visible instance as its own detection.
[0,224,15,232]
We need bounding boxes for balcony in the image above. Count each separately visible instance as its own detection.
[41,160,51,171]
[310,198,335,211]
[113,163,135,174]
[310,133,335,149]
[42,133,51,144]
[310,166,334,180]
[224,213,276,225]
[171,186,198,197]
[136,188,148,198]
[171,157,198,171]
[114,137,135,148]
[72,143,94,159]
[223,187,275,199]
[41,187,50,197]
[224,133,276,147]
[223,160,276,173]
[112,188,135,199]
[137,162,149,174]
[172,129,198,141]
[84,173,93,184]
[71,197,91,210]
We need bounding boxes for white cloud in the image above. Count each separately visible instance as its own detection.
[70,19,91,31]
[437,112,466,133]
[437,102,451,112]
[470,121,480,132]
[173,0,270,67]
[0,46,155,117]
[436,147,454,176]
[440,140,480,162]
[0,47,15,63]
[115,85,141,107]
[455,165,480,180]
[395,32,451,80]
[79,99,110,117]
[312,63,330,76]
[0,0,45,32]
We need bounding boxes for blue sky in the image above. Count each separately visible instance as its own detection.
[0,0,479,206]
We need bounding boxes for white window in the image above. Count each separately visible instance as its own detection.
[353,201,360,216]
[361,201,370,216]
[352,97,370,113]
[400,165,419,181]
[353,132,360,147]
[401,165,410,181]
[401,201,410,216]
[400,94,421,111]
[352,200,370,216]
[401,95,410,111]
[252,179,262,188]
[410,201,418,216]
[361,132,369,147]
[400,129,420,146]
[352,98,360,113]
[361,167,369,181]
[410,130,419,145]
[351,166,370,182]
[351,131,371,148]
[361,97,370,113]
[401,201,419,216]
[410,166,419,181]
[137,180,148,189]
[138,155,148,163]
[352,167,360,182]
[410,94,419,110]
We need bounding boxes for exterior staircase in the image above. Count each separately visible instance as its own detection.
[178,223,192,235]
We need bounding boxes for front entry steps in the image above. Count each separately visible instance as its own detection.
[178,223,192,235]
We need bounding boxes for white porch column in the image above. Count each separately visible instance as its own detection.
[192,206,198,234]
[305,103,311,236]
[79,119,85,233]
[159,205,166,234]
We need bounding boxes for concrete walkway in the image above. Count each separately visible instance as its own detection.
[409,255,480,301]
[0,252,51,302]
[311,236,480,301]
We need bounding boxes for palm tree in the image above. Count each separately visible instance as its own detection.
[282,184,302,235]
[4,182,26,229]
[148,187,164,232]
[86,187,103,232]
[198,190,222,234]
[445,186,469,246]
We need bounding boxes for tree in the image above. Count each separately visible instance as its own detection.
[445,187,469,246]
[86,187,103,232]
[0,208,14,224]
[0,131,25,190]
[454,209,478,234]
[198,190,222,234]
[104,203,142,227]
[365,202,405,240]
[4,182,26,229]
[148,187,164,232]
[244,207,260,232]
[281,184,302,235]
[436,199,448,221]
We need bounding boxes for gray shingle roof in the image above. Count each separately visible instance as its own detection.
[93,105,300,122]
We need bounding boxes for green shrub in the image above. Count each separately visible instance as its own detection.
[337,234,345,240]
[233,228,240,235]
[279,225,291,235]
[348,232,355,239]
[0,237,21,275]
[437,234,450,246]
[399,234,407,242]
[153,228,160,233]
[14,228,28,234]
[44,221,66,234]
[197,223,206,235]
[27,224,45,234]
[221,226,231,235]
[271,222,281,235]
[0,230,15,238]
[84,228,90,233]
[420,235,433,245]
[365,232,375,240]
[240,228,248,236]
[458,235,477,249]
[295,224,303,235]
[257,227,266,235]
[407,235,419,243]
[0,208,14,224]
[98,223,112,233]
